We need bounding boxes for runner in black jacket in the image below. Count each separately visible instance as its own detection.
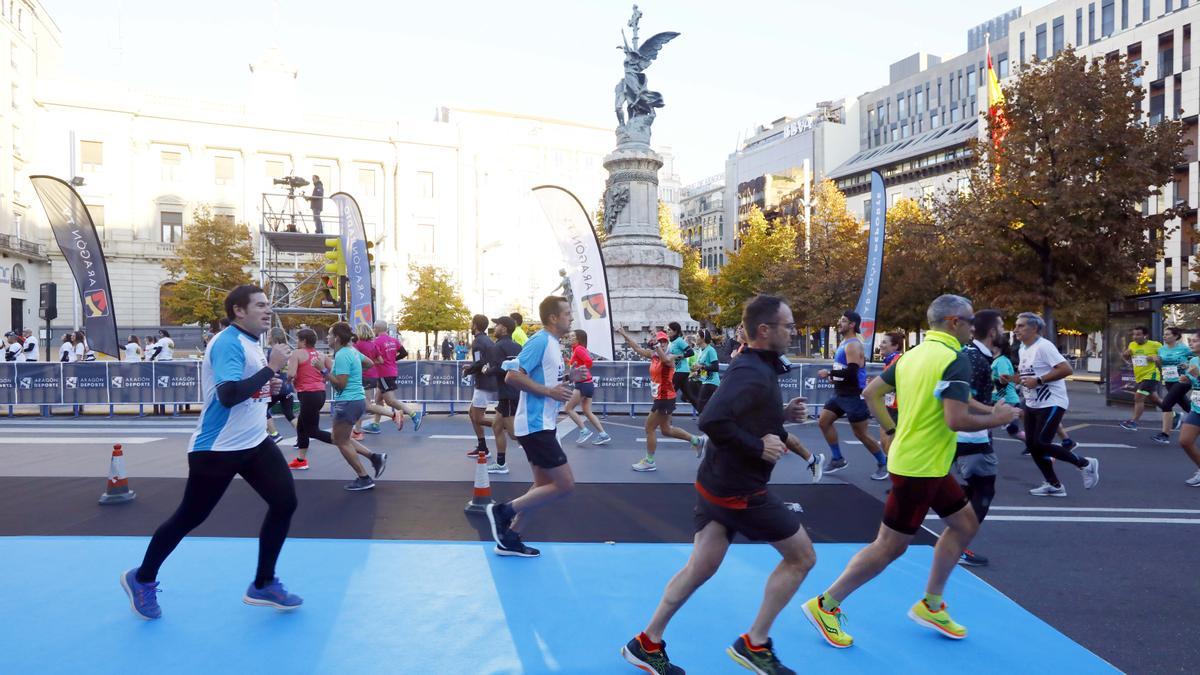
[622,295,812,675]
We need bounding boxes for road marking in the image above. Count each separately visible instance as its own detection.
[844,438,1136,449]
[981,515,1200,524]
[990,506,1200,514]
[1063,423,1090,432]
[636,438,688,443]
[0,437,165,444]
[0,426,193,434]
[431,435,500,440]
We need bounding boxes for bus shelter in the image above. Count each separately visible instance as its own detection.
[1105,291,1200,405]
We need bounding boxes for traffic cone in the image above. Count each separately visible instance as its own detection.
[464,449,494,514]
[99,444,136,505]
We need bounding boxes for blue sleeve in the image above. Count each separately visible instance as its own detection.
[516,334,543,375]
[211,336,246,385]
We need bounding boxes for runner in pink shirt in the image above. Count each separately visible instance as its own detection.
[367,320,424,432]
[353,323,403,437]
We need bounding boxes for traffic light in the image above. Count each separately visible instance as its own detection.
[320,275,338,306]
[365,240,375,267]
[324,237,346,277]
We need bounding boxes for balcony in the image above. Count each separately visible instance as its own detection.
[0,233,47,261]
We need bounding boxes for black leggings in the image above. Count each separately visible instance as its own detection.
[672,372,698,409]
[137,439,297,587]
[269,391,295,422]
[1159,380,1192,415]
[296,391,333,450]
[962,474,996,524]
[1024,406,1088,487]
[695,383,718,414]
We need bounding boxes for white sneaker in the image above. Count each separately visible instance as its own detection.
[486,462,509,475]
[576,427,594,445]
[1029,482,1067,497]
[632,458,657,472]
[1185,469,1200,486]
[809,453,825,483]
[1082,457,1100,490]
[692,435,707,458]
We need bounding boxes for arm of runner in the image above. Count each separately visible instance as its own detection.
[845,339,866,366]
[697,374,771,458]
[214,342,274,408]
[504,368,571,402]
[617,328,655,360]
[863,372,896,434]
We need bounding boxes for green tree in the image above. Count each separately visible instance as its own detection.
[877,198,962,333]
[162,205,254,325]
[658,202,713,322]
[396,263,470,348]
[713,206,797,327]
[936,47,1187,337]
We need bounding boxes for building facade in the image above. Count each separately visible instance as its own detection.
[678,175,724,272]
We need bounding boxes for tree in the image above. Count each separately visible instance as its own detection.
[658,202,713,322]
[162,205,254,326]
[936,47,1187,337]
[395,263,470,348]
[712,206,796,327]
[877,198,962,333]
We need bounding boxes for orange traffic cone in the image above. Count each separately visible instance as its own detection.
[464,449,494,514]
[99,444,136,505]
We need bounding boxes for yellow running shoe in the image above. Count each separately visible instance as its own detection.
[802,596,853,648]
[907,599,968,639]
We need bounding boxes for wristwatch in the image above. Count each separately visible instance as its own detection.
[885,427,896,436]
[1036,376,1044,385]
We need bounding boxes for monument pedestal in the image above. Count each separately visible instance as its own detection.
[601,144,695,345]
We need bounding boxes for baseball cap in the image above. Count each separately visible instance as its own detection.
[655,331,669,342]
[492,316,516,333]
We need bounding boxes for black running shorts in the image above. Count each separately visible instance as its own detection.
[379,376,398,393]
[650,399,677,415]
[496,398,517,417]
[693,490,801,543]
[517,430,568,469]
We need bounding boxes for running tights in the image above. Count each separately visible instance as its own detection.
[296,391,333,449]
[962,474,996,523]
[672,372,699,410]
[137,439,297,587]
[1159,380,1192,415]
[695,383,718,414]
[1023,406,1088,487]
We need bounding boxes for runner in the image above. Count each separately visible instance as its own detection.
[484,316,523,474]
[818,310,888,480]
[1014,312,1100,497]
[120,285,301,620]
[953,310,1005,568]
[1177,334,1200,486]
[510,312,529,346]
[564,329,612,446]
[484,295,577,558]
[285,328,335,470]
[621,295,814,674]
[320,321,389,491]
[1119,325,1163,431]
[991,331,1021,436]
[803,294,1019,649]
[877,331,905,454]
[692,329,721,413]
[463,314,502,458]
[264,328,295,445]
[368,320,424,433]
[1154,327,1191,444]
[617,327,705,472]
[667,321,700,411]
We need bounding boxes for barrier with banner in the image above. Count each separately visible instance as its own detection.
[0,360,889,412]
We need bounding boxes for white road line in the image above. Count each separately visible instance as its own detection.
[636,438,688,443]
[0,426,193,434]
[990,506,1200,514]
[0,437,165,444]
[981,515,1200,524]
[842,438,1135,449]
[431,435,498,440]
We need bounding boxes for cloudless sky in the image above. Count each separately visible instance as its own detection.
[46,0,1030,182]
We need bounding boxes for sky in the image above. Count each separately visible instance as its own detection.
[45,0,1031,183]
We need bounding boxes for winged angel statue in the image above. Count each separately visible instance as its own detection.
[614,5,679,145]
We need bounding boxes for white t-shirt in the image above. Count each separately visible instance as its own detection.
[124,342,143,362]
[76,342,96,362]
[1018,337,1070,409]
[512,330,564,437]
[5,342,24,362]
[59,342,77,362]
[151,337,174,361]
[21,336,38,361]
[189,326,269,452]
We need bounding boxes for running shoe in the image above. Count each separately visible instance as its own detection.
[823,457,848,474]
[494,540,540,558]
[467,447,490,458]
[485,502,515,546]
[1186,469,1200,486]
[727,634,795,674]
[959,549,988,567]
[592,432,612,446]
[621,635,684,675]
[1005,422,1020,437]
[801,596,852,648]
[243,578,303,611]
[292,441,299,449]
[351,430,365,441]
[870,464,888,481]
[411,411,424,432]
[344,475,375,491]
[486,462,509,475]
[120,568,161,620]
[362,422,382,434]
[392,411,405,431]
[1060,438,1077,452]
[692,435,707,458]
[1082,457,1100,489]
[1029,482,1067,497]
[1119,420,1138,431]
[632,457,658,472]
[370,452,388,479]
[576,427,595,445]
[808,453,825,483]
[1152,432,1170,444]
[907,599,967,639]
[1174,412,1184,431]
[287,458,309,470]
[268,431,283,443]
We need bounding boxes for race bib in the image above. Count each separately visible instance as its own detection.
[1190,390,1200,407]
[884,392,896,407]
[1163,365,1179,381]
[1132,355,1148,367]
[650,381,660,398]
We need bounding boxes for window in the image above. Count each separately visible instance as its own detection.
[416,223,435,255]
[958,73,964,99]
[867,106,877,130]
[937,81,942,105]
[1185,25,1192,71]
[931,111,940,128]
[264,160,284,180]
[863,200,871,223]
[1122,0,1129,29]
[999,56,1009,78]
[1077,9,1084,45]
[80,140,102,171]
[1149,89,1165,123]
[950,107,961,123]
[214,156,234,185]
[358,168,376,197]
[161,211,183,243]
[86,204,105,231]
[897,95,907,119]
[915,87,925,115]
[1174,74,1183,118]
[885,99,891,123]
[1020,32,1026,64]
[1036,23,1047,59]
[1053,17,1065,54]
[417,171,434,199]
[214,212,235,227]
[161,151,181,181]
[312,163,332,187]
[1143,0,1150,23]
[1089,4,1096,43]
[967,69,977,95]
[1102,0,1114,37]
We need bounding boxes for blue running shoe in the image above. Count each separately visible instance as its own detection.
[243,578,303,610]
[411,411,424,432]
[362,422,382,434]
[120,568,162,620]
[1119,420,1138,431]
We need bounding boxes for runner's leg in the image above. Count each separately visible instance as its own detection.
[581,396,606,436]
[747,527,817,644]
[332,420,369,477]
[137,452,239,582]
[925,504,978,597]
[236,441,298,587]
[564,390,586,431]
[643,520,733,642]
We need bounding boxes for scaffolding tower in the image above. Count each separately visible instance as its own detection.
[258,191,343,325]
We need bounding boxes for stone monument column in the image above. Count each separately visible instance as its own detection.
[601,6,694,346]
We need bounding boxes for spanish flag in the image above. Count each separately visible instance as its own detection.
[986,40,1009,151]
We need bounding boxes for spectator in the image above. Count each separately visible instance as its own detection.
[148,330,174,361]
[4,332,23,362]
[59,333,77,362]
[21,328,38,362]
[455,338,469,361]
[309,175,324,233]
[124,335,143,362]
[440,335,454,361]
[75,330,96,362]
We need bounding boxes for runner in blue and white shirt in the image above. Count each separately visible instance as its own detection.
[122,285,302,620]
[486,295,577,558]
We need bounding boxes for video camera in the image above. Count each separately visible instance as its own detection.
[273,176,310,192]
